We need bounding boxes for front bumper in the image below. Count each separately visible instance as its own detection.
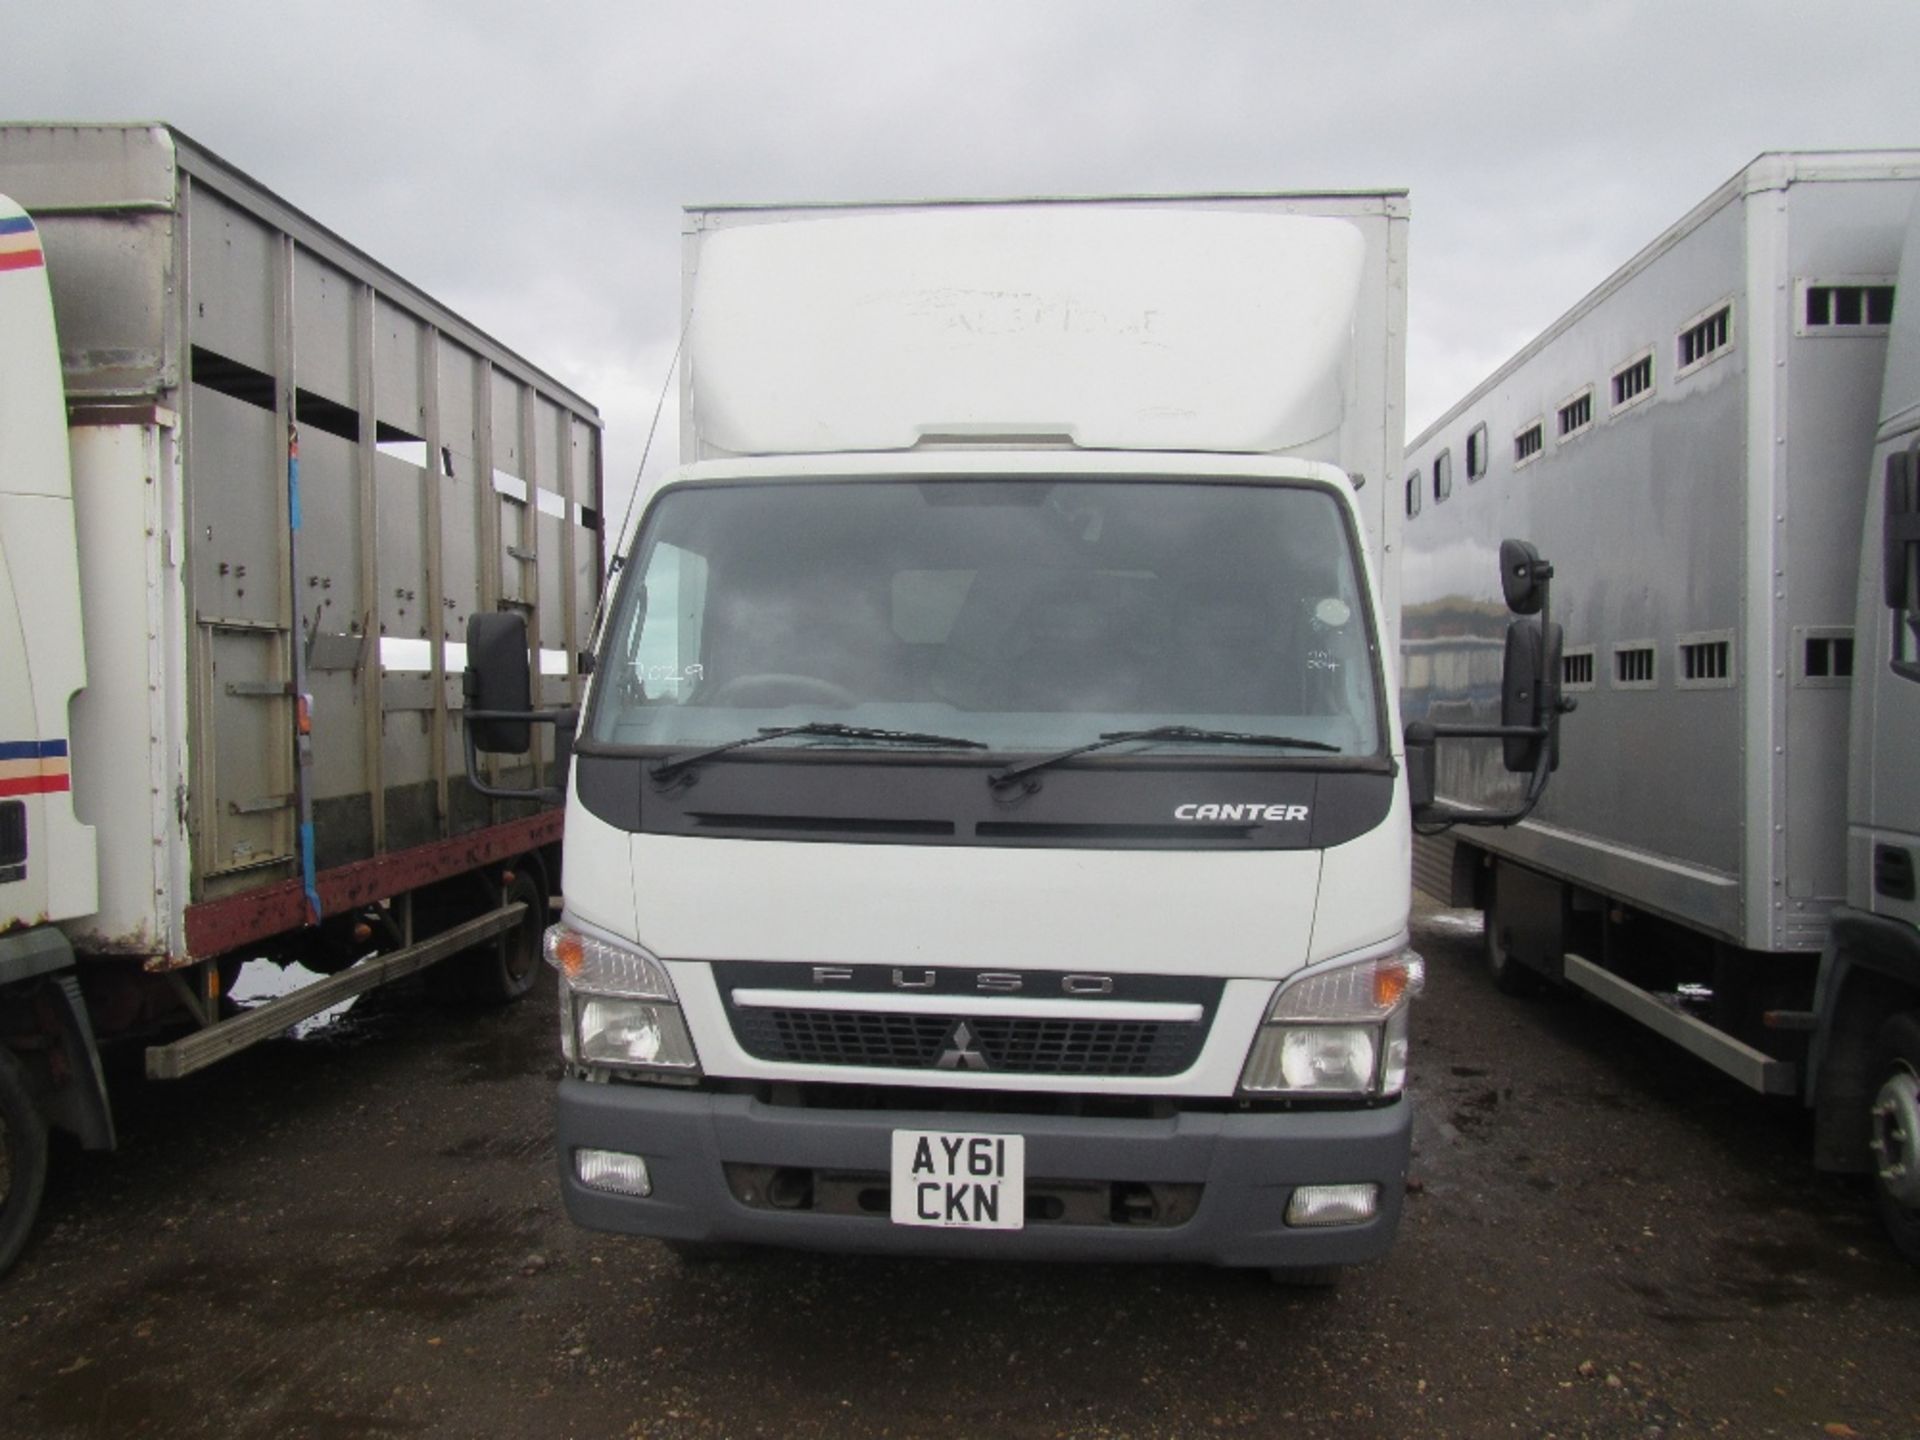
[556,1079,1411,1269]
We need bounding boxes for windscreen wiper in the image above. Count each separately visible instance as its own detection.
[651,722,987,785]
[989,724,1340,792]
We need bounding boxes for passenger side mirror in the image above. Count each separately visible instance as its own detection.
[464,611,533,756]
[1500,617,1564,774]
[1402,540,1572,830]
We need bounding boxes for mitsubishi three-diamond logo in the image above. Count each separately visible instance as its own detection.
[936,1020,991,1070]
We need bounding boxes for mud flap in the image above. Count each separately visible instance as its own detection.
[44,974,115,1151]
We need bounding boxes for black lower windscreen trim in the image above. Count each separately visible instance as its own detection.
[575,752,1395,850]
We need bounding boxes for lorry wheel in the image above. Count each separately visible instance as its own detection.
[1483,872,1543,998]
[1868,1013,1920,1264]
[0,1046,49,1277]
[465,871,547,1006]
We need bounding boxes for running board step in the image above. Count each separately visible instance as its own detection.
[145,902,528,1080]
[1561,952,1798,1097]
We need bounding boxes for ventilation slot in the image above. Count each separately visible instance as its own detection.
[1614,645,1656,687]
[1432,449,1453,503]
[1679,306,1731,369]
[1804,634,1854,680]
[1806,284,1894,328]
[1561,650,1595,688]
[191,346,275,411]
[1466,423,1488,480]
[1514,423,1543,465]
[295,388,360,444]
[1678,638,1731,686]
[1557,392,1593,438]
[1405,472,1421,518]
[1612,355,1653,409]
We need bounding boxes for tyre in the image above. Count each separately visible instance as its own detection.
[1483,870,1544,998]
[425,868,547,1006]
[461,870,548,1006]
[0,1045,49,1277]
[1868,1012,1920,1265]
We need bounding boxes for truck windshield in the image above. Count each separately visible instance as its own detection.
[587,478,1382,758]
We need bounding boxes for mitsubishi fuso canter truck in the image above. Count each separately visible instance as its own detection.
[465,195,1568,1281]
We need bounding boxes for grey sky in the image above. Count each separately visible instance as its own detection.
[8,0,1917,525]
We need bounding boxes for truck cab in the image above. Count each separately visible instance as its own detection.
[477,197,1526,1278]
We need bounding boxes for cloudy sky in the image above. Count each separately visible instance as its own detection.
[7,0,1918,529]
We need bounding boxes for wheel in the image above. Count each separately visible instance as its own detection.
[1483,869,1544,997]
[1868,1012,1920,1265]
[705,673,859,708]
[464,870,547,1006]
[0,1046,49,1277]
[428,869,547,1006]
[1268,1264,1344,1288]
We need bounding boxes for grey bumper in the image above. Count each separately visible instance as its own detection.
[556,1079,1411,1269]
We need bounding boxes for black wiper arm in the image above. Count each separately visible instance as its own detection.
[651,722,987,784]
[989,724,1340,791]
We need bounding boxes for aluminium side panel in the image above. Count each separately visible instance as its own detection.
[1404,179,1755,943]
[1405,152,1920,953]
[1774,172,1919,949]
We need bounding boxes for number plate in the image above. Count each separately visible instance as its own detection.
[890,1129,1026,1230]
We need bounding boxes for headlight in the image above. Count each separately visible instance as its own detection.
[1238,950,1423,1098]
[546,922,702,1077]
[577,996,700,1070]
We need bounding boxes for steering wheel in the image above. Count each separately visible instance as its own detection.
[705,673,859,708]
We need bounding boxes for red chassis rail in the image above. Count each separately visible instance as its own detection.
[181,811,562,962]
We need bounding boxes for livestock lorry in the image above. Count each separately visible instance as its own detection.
[0,124,603,1273]
[1402,150,1920,1261]
[465,194,1569,1282]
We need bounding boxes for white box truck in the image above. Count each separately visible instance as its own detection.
[0,124,602,1273]
[1401,151,1920,1261]
[467,193,1567,1280]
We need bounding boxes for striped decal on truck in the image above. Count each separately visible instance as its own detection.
[0,214,44,272]
[0,739,70,796]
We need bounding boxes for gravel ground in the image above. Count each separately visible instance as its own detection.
[2,894,1915,1439]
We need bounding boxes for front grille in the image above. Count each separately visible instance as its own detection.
[729,1008,1204,1077]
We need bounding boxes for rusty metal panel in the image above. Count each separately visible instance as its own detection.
[0,123,602,962]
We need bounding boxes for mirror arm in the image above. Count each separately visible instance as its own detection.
[460,706,578,806]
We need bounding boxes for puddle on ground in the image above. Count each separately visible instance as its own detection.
[228,958,361,1038]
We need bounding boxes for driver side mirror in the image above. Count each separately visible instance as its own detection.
[460,611,578,805]
[465,611,533,755]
